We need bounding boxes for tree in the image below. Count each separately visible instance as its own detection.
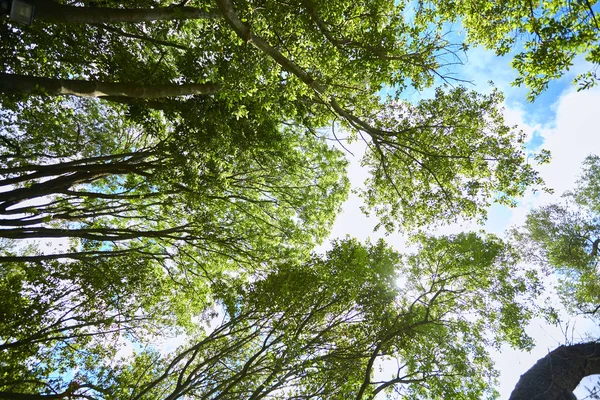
[509,155,600,399]
[0,235,541,399]
[512,155,600,316]
[0,91,349,396]
[0,0,562,398]
[0,253,206,397]
[0,73,218,99]
[28,0,219,24]
[0,0,546,229]
[420,0,600,99]
[0,95,348,263]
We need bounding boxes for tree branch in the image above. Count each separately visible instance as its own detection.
[0,73,218,99]
[30,0,220,24]
[509,342,600,400]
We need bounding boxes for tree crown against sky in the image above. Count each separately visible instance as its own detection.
[1,0,550,230]
[506,155,600,400]
[0,235,542,399]
[0,0,598,399]
[419,0,600,99]
[513,155,600,318]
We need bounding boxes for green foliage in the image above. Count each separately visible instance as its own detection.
[0,233,541,398]
[361,86,546,230]
[420,0,600,99]
[62,236,538,400]
[0,243,203,395]
[512,155,600,316]
[0,0,545,229]
[0,93,349,394]
[0,1,555,398]
[0,95,349,266]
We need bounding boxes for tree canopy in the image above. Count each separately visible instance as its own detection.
[507,156,600,399]
[0,0,597,399]
[1,235,541,399]
[421,0,600,99]
[513,155,600,317]
[0,0,548,229]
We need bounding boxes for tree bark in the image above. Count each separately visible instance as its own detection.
[0,391,71,400]
[0,73,218,99]
[29,0,219,24]
[509,342,600,400]
[0,226,191,241]
[0,159,155,210]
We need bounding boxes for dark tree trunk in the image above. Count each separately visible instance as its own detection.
[29,0,219,24]
[0,73,218,99]
[0,391,71,399]
[509,342,600,400]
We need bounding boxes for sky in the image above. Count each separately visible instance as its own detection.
[320,40,600,397]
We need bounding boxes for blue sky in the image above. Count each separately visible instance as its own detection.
[323,36,600,397]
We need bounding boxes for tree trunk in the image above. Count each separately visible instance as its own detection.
[0,73,218,98]
[0,226,190,241]
[29,0,219,24]
[0,391,71,400]
[509,342,600,400]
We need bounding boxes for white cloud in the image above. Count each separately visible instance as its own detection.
[538,87,600,194]
[506,86,600,230]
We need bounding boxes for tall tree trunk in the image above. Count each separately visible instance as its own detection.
[0,391,71,400]
[29,0,219,24]
[0,73,218,98]
[0,226,190,241]
[509,342,600,400]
